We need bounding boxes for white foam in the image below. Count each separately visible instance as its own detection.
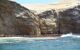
[61,33,80,38]
[0,37,58,40]
[0,37,58,43]
[61,33,73,37]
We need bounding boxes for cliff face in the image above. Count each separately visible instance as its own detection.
[0,0,41,36]
[9,1,41,36]
[0,0,16,35]
[0,0,80,36]
[38,10,57,35]
[38,5,80,34]
[58,5,80,34]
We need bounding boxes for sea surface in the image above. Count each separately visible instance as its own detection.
[0,34,80,50]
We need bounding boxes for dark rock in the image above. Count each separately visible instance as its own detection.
[0,0,16,35]
[58,5,80,34]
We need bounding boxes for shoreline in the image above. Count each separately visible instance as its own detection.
[0,34,79,40]
[0,37,59,40]
[0,34,61,37]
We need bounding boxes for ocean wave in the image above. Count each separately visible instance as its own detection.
[61,33,80,38]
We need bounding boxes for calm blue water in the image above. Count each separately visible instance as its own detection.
[0,36,80,50]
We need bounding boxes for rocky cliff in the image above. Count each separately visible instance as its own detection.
[9,1,41,36]
[0,0,16,36]
[38,10,57,35]
[58,5,80,34]
[0,0,41,36]
[38,5,80,35]
[0,0,80,37]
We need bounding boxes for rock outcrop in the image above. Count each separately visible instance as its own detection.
[10,1,41,36]
[38,10,57,35]
[58,5,80,34]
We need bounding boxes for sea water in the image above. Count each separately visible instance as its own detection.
[0,34,80,50]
